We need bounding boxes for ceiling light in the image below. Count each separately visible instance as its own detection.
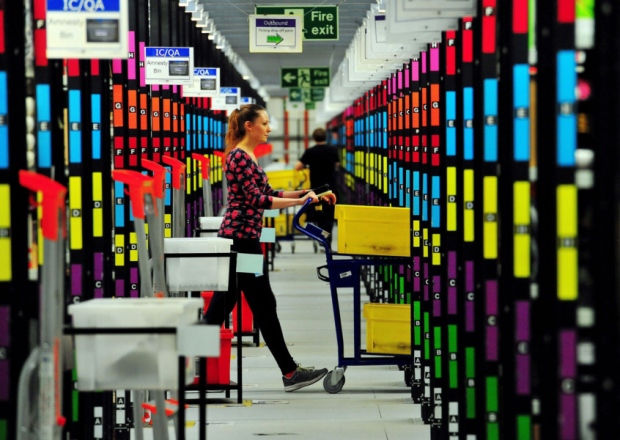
[191,7,203,21]
[196,15,210,27]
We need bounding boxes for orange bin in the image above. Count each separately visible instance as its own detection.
[207,328,233,385]
[201,290,254,334]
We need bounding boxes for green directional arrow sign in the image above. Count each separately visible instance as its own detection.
[289,88,302,102]
[267,34,284,44]
[281,67,330,88]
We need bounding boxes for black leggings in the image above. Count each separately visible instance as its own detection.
[204,238,297,375]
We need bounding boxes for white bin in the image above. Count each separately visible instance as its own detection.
[198,216,223,237]
[68,298,203,390]
[164,237,233,292]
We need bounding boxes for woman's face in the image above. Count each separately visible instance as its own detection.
[246,110,271,144]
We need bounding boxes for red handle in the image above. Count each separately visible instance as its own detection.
[191,153,210,180]
[213,150,226,171]
[18,171,67,241]
[111,170,154,219]
[255,143,273,158]
[142,159,168,199]
[162,156,186,190]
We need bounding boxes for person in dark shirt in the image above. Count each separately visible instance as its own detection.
[203,104,336,392]
[294,128,340,245]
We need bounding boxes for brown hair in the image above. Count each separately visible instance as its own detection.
[312,127,327,143]
[224,104,266,155]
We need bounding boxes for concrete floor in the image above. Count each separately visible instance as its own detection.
[134,230,429,440]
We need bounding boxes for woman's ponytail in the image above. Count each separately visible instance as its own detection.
[224,104,266,156]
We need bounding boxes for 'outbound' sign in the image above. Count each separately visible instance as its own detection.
[249,15,303,53]
[46,0,129,59]
[144,47,194,85]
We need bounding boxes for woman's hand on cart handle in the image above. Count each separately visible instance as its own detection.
[319,191,337,205]
[298,190,319,206]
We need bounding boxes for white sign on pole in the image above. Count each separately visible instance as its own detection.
[211,87,241,114]
[144,47,194,85]
[249,15,303,53]
[46,0,129,59]
[183,68,220,97]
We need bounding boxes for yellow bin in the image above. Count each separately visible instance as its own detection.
[266,169,310,191]
[363,303,411,355]
[335,205,410,256]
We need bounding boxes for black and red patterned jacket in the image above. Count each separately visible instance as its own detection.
[218,148,282,239]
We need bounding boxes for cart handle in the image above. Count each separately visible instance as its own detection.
[316,265,330,282]
[111,170,155,220]
[142,159,168,200]
[292,199,331,253]
[18,171,67,241]
[191,153,210,180]
[162,155,186,190]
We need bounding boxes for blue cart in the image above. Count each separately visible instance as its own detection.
[293,200,411,393]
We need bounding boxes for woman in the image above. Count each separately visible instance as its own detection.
[203,104,337,392]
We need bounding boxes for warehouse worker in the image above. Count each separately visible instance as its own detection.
[294,127,340,246]
[202,104,336,392]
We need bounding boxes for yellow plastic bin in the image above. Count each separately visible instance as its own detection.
[265,169,310,191]
[363,303,411,355]
[335,205,411,257]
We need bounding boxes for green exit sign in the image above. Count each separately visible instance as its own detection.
[281,67,330,88]
[255,5,339,41]
[289,87,325,102]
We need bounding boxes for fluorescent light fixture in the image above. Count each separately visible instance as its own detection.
[184,0,198,13]
[242,75,250,80]
[196,14,210,27]
[191,7,203,21]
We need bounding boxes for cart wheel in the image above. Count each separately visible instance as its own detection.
[313,242,318,253]
[291,243,295,253]
[276,242,281,253]
[323,371,345,394]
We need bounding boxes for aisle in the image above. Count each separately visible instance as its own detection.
[135,236,429,440]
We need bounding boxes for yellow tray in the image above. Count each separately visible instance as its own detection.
[335,204,410,256]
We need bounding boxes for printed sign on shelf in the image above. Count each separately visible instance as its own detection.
[211,87,241,114]
[46,0,129,59]
[144,47,194,85]
[183,68,220,97]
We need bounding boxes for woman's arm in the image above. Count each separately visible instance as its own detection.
[269,191,318,209]
[280,189,307,198]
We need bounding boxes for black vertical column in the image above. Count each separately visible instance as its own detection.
[535,0,579,439]
[440,28,461,440]
[473,1,501,439]
[409,57,425,406]
[497,1,534,438]
[591,0,620,437]
[456,16,481,440]
[0,1,37,439]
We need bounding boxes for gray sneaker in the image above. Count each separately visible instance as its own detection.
[283,365,328,392]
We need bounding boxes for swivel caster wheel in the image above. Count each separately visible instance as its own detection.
[323,370,345,394]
